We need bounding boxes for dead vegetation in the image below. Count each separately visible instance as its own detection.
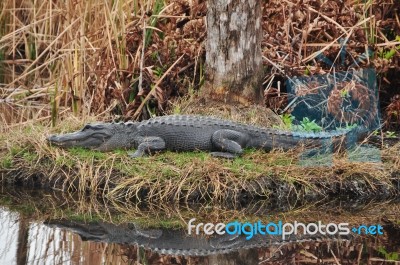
[0,0,399,125]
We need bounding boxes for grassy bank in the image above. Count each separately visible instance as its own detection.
[1,119,400,204]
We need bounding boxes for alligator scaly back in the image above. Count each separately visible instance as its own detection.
[46,219,352,256]
[47,115,361,158]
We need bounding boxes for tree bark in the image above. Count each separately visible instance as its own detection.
[205,0,264,105]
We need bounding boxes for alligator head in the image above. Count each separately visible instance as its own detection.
[47,122,138,151]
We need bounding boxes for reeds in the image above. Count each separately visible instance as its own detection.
[0,0,398,126]
[0,0,207,125]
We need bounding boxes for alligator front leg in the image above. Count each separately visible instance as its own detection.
[129,137,166,158]
[211,129,248,158]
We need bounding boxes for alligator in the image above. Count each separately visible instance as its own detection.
[47,115,364,158]
[45,219,352,256]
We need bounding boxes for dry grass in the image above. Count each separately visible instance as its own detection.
[0,0,207,124]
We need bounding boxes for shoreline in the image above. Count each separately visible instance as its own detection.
[1,116,399,204]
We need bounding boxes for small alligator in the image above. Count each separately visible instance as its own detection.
[47,115,363,158]
[45,219,352,256]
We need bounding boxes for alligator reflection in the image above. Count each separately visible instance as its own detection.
[0,207,400,265]
[1,188,400,264]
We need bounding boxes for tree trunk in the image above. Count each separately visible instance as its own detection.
[16,217,29,265]
[205,0,264,105]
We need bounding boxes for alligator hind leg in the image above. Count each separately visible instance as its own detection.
[129,137,166,158]
[211,129,248,158]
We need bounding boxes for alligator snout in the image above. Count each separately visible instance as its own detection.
[46,129,113,150]
[47,134,75,147]
[47,135,58,143]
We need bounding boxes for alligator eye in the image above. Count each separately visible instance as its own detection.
[82,124,93,131]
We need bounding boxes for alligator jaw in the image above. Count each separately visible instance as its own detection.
[47,131,109,149]
[47,135,76,147]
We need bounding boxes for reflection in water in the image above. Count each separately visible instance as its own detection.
[1,186,400,265]
[0,205,399,265]
[0,207,129,264]
[0,209,19,264]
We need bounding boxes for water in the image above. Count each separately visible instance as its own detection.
[0,188,399,265]
[0,207,131,264]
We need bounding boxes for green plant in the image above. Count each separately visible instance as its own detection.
[336,123,358,131]
[379,48,397,60]
[377,246,399,261]
[360,0,376,44]
[0,156,13,169]
[153,66,165,77]
[279,114,295,130]
[299,117,322,132]
[172,105,181,114]
[345,123,358,130]
[145,0,165,47]
[51,82,59,127]
[378,36,400,59]
[274,115,323,133]
[304,65,311,76]
[340,89,350,98]
[385,131,397,138]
